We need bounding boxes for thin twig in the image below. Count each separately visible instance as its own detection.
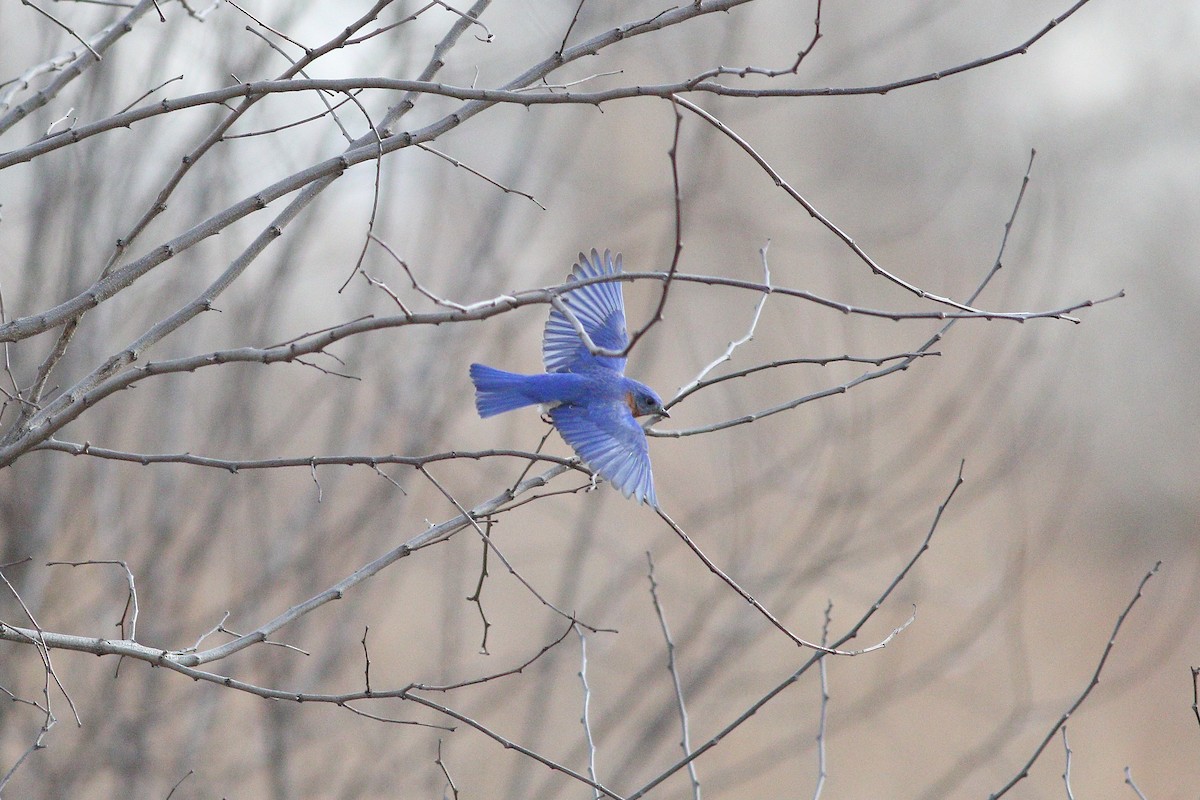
[646,552,700,800]
[164,770,193,800]
[431,0,493,42]
[345,2,440,45]
[1061,727,1074,800]
[812,601,832,800]
[466,520,493,654]
[575,623,601,800]
[557,0,587,55]
[359,270,413,315]
[628,460,966,799]
[412,621,575,692]
[36,439,578,472]
[401,692,627,799]
[1191,666,1200,730]
[671,351,939,408]
[435,739,459,800]
[655,507,912,656]
[45,560,138,640]
[418,465,609,633]
[227,0,311,53]
[691,0,823,79]
[20,0,102,60]
[342,116,385,293]
[309,460,323,503]
[223,92,365,140]
[1,1,1103,166]
[0,567,80,725]
[1123,766,1148,800]
[241,26,354,143]
[361,626,372,694]
[366,235,470,310]
[674,95,991,316]
[216,623,310,657]
[339,704,451,728]
[117,74,184,114]
[672,242,770,403]
[416,143,546,209]
[525,70,624,93]
[987,562,1162,799]
[620,98,685,358]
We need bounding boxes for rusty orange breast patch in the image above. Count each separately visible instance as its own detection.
[625,391,638,417]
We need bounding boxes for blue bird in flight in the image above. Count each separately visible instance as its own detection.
[469,250,667,506]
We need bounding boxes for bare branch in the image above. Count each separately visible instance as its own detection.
[227,0,311,54]
[655,507,912,656]
[1191,666,1200,731]
[575,623,601,800]
[812,601,832,800]
[430,0,494,43]
[987,562,1162,800]
[16,0,102,71]
[0,598,577,703]
[435,739,460,800]
[672,241,771,403]
[418,465,610,633]
[400,692,627,799]
[620,98,685,359]
[629,460,966,799]
[164,770,194,800]
[116,73,184,115]
[1061,727,1075,800]
[178,462,572,666]
[674,95,994,315]
[0,566,80,725]
[360,627,372,694]
[466,522,493,654]
[416,143,546,210]
[0,0,1099,169]
[1,0,166,134]
[45,560,138,640]
[413,621,574,693]
[1123,767,1148,800]
[646,552,700,800]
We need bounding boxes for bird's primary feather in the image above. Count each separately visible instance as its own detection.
[543,249,628,375]
[550,400,657,506]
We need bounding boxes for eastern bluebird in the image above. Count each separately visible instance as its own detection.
[469,249,668,506]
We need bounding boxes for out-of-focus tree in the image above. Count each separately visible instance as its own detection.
[1,1,1195,798]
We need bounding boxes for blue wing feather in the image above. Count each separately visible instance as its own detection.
[543,249,629,375]
[550,400,657,506]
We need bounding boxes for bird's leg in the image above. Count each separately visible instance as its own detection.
[588,471,599,492]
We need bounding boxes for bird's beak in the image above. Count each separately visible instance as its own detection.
[658,408,670,419]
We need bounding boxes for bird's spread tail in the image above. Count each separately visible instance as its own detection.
[469,363,541,418]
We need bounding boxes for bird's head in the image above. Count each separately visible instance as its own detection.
[625,383,670,419]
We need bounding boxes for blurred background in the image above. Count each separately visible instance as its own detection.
[0,0,1196,797]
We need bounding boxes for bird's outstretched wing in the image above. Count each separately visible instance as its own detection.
[551,401,656,506]
[543,249,628,375]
